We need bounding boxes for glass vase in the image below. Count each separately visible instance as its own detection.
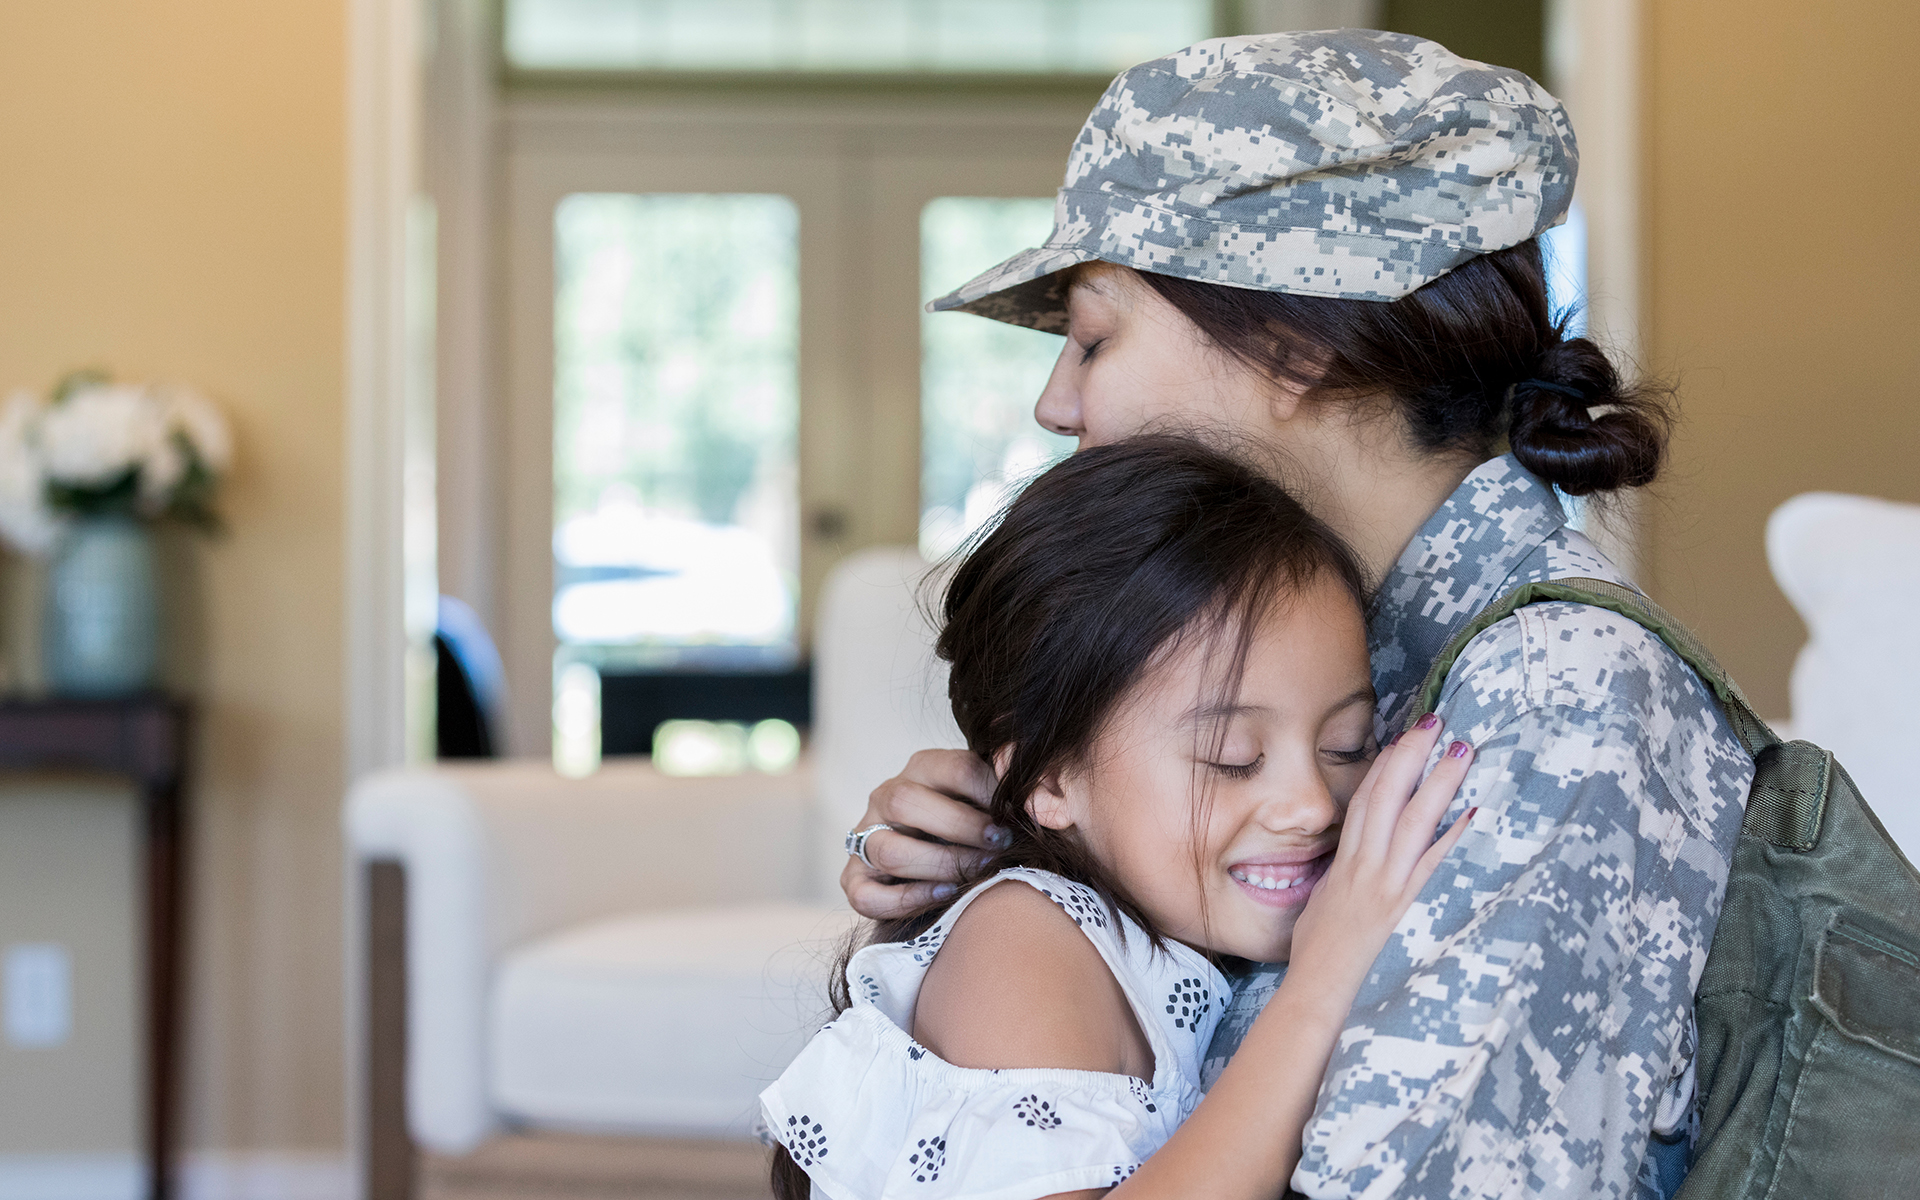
[43,514,160,696]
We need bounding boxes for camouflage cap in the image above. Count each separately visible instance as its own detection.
[928,30,1577,332]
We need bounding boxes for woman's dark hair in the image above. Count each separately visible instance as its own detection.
[772,435,1365,1197]
[1138,239,1672,496]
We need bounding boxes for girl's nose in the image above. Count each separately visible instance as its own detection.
[1253,770,1342,838]
[1034,344,1085,440]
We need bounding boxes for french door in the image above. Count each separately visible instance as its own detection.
[501,93,1082,754]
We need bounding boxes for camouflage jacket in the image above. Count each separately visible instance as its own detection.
[1203,455,1753,1199]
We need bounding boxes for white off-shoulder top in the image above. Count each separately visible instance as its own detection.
[760,868,1231,1200]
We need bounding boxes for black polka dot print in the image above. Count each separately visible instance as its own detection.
[908,1135,946,1182]
[902,924,947,966]
[1165,976,1212,1030]
[783,1114,827,1166]
[1127,1076,1158,1114]
[1036,880,1108,929]
[1012,1094,1062,1129]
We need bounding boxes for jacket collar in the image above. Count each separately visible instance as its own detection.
[1366,454,1568,727]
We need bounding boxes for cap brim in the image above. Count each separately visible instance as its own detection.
[924,243,1098,335]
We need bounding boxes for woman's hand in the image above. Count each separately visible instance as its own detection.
[1288,714,1475,1006]
[840,749,1008,919]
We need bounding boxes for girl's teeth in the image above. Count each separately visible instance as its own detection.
[1233,870,1297,890]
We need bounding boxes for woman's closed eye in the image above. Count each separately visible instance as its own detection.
[1076,336,1107,365]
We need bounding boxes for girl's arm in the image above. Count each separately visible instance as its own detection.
[1094,721,1475,1200]
[913,721,1471,1200]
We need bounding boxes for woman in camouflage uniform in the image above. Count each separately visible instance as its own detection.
[840,30,1747,1200]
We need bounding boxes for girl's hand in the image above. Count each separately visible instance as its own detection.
[1288,715,1475,1008]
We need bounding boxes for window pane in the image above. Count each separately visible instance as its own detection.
[1542,197,1591,529]
[552,193,799,669]
[505,0,1213,73]
[1542,198,1587,336]
[920,197,1071,560]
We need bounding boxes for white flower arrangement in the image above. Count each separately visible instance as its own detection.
[0,371,233,555]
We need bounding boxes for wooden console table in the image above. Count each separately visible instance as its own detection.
[0,696,191,1200]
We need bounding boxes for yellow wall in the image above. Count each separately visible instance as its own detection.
[0,0,347,1155]
[1643,1,1920,716]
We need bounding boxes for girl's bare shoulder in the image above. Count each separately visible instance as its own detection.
[911,879,1151,1079]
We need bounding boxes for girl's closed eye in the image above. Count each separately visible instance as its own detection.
[1323,742,1376,766]
[1209,753,1264,780]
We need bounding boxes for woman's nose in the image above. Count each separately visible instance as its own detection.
[1033,343,1085,439]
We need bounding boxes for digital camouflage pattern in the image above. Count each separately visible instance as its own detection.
[927,30,1578,331]
[1203,456,1753,1199]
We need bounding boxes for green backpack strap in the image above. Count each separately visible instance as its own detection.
[1407,577,1826,851]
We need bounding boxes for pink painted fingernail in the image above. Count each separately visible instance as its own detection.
[1467,807,1479,821]
[1385,732,1403,747]
[1417,713,1441,730]
[985,825,1012,848]
[1448,740,1471,758]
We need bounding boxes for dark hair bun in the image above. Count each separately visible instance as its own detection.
[1137,240,1674,497]
[1508,338,1671,496]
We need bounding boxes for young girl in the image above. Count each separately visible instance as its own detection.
[762,436,1476,1199]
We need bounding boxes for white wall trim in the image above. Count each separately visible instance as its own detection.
[1554,0,1643,368]
[427,0,503,686]
[1550,0,1647,582]
[345,1,424,1198]
[345,0,421,785]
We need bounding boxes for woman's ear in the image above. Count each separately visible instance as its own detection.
[1263,368,1313,425]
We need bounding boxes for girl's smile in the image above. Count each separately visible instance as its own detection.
[1028,571,1376,964]
[1226,849,1336,909]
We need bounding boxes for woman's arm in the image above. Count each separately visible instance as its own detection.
[1291,613,1752,1199]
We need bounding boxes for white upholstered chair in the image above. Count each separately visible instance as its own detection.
[344,504,1918,1196]
[344,548,963,1190]
[1768,492,1920,859]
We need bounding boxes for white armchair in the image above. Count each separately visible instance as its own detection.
[1768,492,1920,858]
[345,548,963,1190]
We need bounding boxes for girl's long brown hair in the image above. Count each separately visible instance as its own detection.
[772,435,1365,1197]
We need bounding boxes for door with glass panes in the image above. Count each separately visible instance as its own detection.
[502,100,1084,759]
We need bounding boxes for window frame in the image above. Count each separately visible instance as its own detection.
[493,0,1243,87]
[497,90,1085,754]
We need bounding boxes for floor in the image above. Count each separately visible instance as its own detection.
[421,1133,773,1200]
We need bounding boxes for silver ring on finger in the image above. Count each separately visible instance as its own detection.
[844,823,894,870]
